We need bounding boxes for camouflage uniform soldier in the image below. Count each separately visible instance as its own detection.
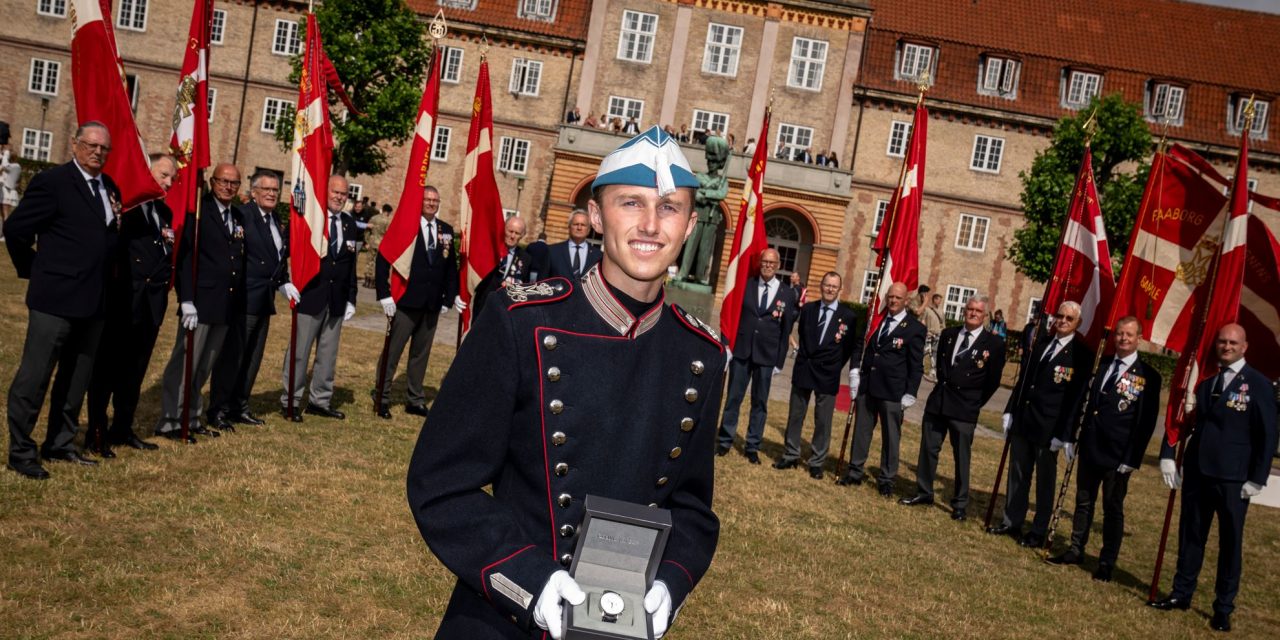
[363,204,391,287]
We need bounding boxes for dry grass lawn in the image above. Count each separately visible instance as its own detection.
[0,254,1277,639]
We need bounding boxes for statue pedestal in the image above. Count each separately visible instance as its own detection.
[667,281,717,321]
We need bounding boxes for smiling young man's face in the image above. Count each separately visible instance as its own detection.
[588,184,696,302]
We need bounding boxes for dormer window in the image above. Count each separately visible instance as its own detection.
[518,0,555,21]
[896,42,936,84]
[1062,69,1101,109]
[1146,82,1186,126]
[978,55,1019,98]
[1228,95,1270,140]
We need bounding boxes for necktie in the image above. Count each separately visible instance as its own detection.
[329,214,339,255]
[879,318,894,343]
[572,244,582,276]
[954,331,972,365]
[1211,367,1226,401]
[818,307,830,341]
[1042,339,1060,363]
[1102,360,1122,395]
[759,283,769,313]
[89,178,110,225]
[502,250,514,277]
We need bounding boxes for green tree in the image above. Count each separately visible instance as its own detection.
[274,0,430,177]
[1009,93,1153,282]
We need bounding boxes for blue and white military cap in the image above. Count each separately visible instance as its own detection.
[591,125,699,197]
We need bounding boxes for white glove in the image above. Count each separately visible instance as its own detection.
[1242,482,1263,499]
[379,297,396,317]
[900,394,916,408]
[532,570,586,639]
[343,302,356,322]
[724,350,732,372]
[1050,437,1065,453]
[279,283,300,304]
[180,302,198,330]
[1117,464,1136,474]
[644,580,672,639]
[1183,392,1196,414]
[454,295,467,313]
[1160,458,1181,490]
[1063,442,1076,463]
[772,366,783,376]
[848,369,861,398]
[1001,413,1012,437]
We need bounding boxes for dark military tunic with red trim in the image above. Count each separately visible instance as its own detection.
[407,266,725,639]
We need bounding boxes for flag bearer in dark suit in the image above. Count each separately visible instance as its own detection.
[988,300,1092,547]
[546,210,601,280]
[1048,316,1161,580]
[471,215,532,322]
[773,272,861,479]
[280,175,359,421]
[84,153,178,457]
[1150,323,1277,633]
[901,294,1006,519]
[208,170,293,428]
[837,282,926,496]
[408,126,723,639]
[155,163,247,442]
[717,248,798,464]
[4,122,119,479]
[374,185,461,419]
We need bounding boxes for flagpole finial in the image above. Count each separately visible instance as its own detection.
[480,33,490,59]
[429,10,447,41]
[916,71,930,98]
[1082,106,1099,143]
[1242,94,1257,132]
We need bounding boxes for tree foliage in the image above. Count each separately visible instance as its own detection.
[1009,93,1153,282]
[274,0,430,177]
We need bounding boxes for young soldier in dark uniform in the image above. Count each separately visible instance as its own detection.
[837,282,926,496]
[407,127,723,640]
[773,272,861,478]
[989,301,1092,547]
[85,153,178,457]
[901,294,1006,520]
[1048,316,1161,580]
[1150,323,1277,633]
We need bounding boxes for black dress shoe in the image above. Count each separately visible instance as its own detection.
[836,475,863,487]
[191,425,221,438]
[404,404,429,417]
[716,445,731,457]
[232,411,265,426]
[877,484,893,497]
[744,451,761,465]
[7,462,50,480]
[45,450,99,466]
[951,509,967,521]
[281,408,304,423]
[115,433,159,451]
[1210,611,1231,632]
[773,458,798,470]
[1047,549,1083,565]
[809,467,824,480]
[1092,563,1114,582]
[1148,596,1191,611]
[376,406,392,419]
[157,430,198,444]
[1018,532,1045,548]
[898,494,935,506]
[305,403,345,419]
[89,444,116,459]
[987,523,1018,537]
[214,419,236,433]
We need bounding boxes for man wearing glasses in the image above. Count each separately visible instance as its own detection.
[5,122,121,478]
[155,163,247,442]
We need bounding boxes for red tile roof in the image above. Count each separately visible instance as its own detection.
[860,0,1280,154]
[406,0,591,43]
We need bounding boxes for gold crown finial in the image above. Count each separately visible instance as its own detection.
[429,10,447,41]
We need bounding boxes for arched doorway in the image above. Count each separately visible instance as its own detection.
[764,208,815,282]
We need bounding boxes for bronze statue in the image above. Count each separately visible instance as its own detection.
[677,135,730,285]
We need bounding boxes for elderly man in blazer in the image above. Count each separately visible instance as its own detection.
[1150,323,1277,633]
[717,248,799,464]
[1048,316,1161,582]
[546,210,601,280]
[837,282,926,496]
[4,122,120,478]
[989,300,1092,548]
[900,294,1006,520]
[773,272,861,478]
[472,215,533,320]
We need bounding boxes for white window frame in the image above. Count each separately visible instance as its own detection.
[1063,70,1101,109]
[509,58,542,97]
[702,23,743,77]
[1230,97,1270,140]
[37,0,67,18]
[210,9,227,45]
[873,200,890,235]
[1027,297,1042,324]
[886,120,911,157]
[787,37,828,91]
[607,96,644,123]
[117,0,147,32]
[896,42,935,83]
[261,97,293,133]
[970,135,1004,173]
[860,270,881,305]
[617,10,658,64]
[955,214,990,252]
[498,136,531,175]
[438,0,477,9]
[347,183,363,203]
[1147,83,1186,125]
[979,56,1018,97]
[441,47,464,84]
[776,123,814,161]
[518,0,555,21]
[945,285,978,321]
[503,208,520,219]
[22,128,53,162]
[28,58,59,96]
[432,125,451,162]
[207,87,217,123]
[272,19,302,56]
[691,109,730,137]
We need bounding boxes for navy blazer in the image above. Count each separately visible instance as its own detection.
[859,312,926,401]
[238,203,288,317]
[1162,363,1278,485]
[174,195,247,325]
[297,211,359,317]
[924,326,1007,423]
[113,200,173,327]
[790,301,862,395]
[1005,333,1093,446]
[3,161,120,319]
[1071,356,1162,470]
[374,218,459,312]
[731,277,799,369]
[546,239,601,280]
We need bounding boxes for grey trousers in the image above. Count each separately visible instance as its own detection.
[377,306,440,407]
[280,308,344,409]
[1001,432,1060,535]
[156,322,228,433]
[6,310,104,464]
[844,395,904,488]
[780,385,837,469]
[914,412,976,510]
[210,313,271,416]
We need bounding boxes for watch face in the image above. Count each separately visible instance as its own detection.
[600,591,625,616]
